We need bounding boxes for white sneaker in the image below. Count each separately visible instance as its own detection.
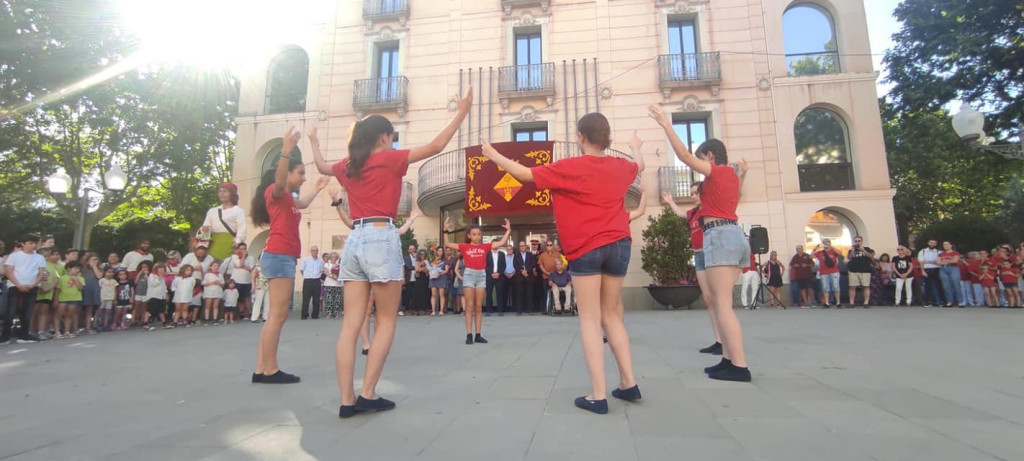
[398,311,405,317]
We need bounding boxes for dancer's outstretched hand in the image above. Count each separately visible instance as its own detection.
[502,218,511,231]
[282,125,300,155]
[456,87,474,114]
[308,127,319,146]
[481,140,500,159]
[660,192,673,205]
[647,106,671,130]
[629,130,643,153]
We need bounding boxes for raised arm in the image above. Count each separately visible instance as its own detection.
[397,206,422,236]
[648,106,712,177]
[272,126,301,199]
[660,192,686,218]
[628,190,648,222]
[629,130,646,175]
[442,218,461,251]
[481,141,534,182]
[329,188,354,229]
[408,87,474,164]
[309,127,336,176]
[296,175,330,209]
[736,158,748,199]
[490,219,512,249]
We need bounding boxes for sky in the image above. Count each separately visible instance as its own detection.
[862,0,903,95]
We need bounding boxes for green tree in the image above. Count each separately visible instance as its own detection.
[883,0,1023,133]
[913,216,1010,253]
[641,207,695,286]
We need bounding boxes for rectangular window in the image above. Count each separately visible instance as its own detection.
[512,123,548,142]
[667,19,699,80]
[514,30,543,91]
[672,116,708,172]
[376,44,399,102]
[392,132,400,150]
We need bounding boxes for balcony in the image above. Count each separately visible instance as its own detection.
[363,0,409,27]
[417,141,642,215]
[501,0,549,15]
[798,163,854,192]
[353,76,409,115]
[657,52,721,96]
[498,62,556,103]
[658,166,698,201]
[398,181,413,215]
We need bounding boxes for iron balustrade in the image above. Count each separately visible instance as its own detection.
[657,52,721,84]
[658,166,697,199]
[498,62,556,95]
[353,76,409,108]
[398,181,413,215]
[798,162,854,192]
[363,0,409,18]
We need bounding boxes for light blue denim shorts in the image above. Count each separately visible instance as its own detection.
[821,272,841,292]
[260,251,297,280]
[339,223,404,283]
[694,250,705,271]
[462,268,487,289]
[702,224,750,268]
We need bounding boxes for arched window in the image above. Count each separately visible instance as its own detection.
[795,108,853,192]
[264,48,309,114]
[783,4,839,76]
[805,209,859,254]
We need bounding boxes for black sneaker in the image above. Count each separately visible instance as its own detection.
[708,362,752,382]
[17,335,39,344]
[466,334,474,345]
[611,385,642,402]
[338,405,365,419]
[704,358,731,374]
[474,334,488,344]
[574,396,609,415]
[261,370,301,384]
[821,304,831,309]
[355,395,396,413]
[251,373,264,383]
[699,342,722,354]
[362,348,369,356]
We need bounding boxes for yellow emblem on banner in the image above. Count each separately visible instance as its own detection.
[467,156,490,181]
[525,189,551,207]
[525,149,552,166]
[467,186,492,212]
[493,173,523,202]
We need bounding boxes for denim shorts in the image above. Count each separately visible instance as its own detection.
[702,224,750,268]
[694,250,705,272]
[569,238,631,277]
[463,269,487,289]
[260,251,297,280]
[339,223,403,283]
[820,272,840,292]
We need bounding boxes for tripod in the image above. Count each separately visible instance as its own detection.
[750,253,786,309]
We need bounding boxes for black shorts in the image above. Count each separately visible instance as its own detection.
[1002,281,1019,290]
[796,279,814,290]
[236,283,252,300]
[147,299,165,318]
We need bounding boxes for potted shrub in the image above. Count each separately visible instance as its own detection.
[641,207,702,309]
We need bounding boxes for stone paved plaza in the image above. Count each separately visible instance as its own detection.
[2,307,1023,460]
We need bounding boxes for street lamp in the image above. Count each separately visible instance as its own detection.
[47,164,128,249]
[951,103,1024,160]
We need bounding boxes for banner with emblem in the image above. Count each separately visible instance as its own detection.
[464,141,554,217]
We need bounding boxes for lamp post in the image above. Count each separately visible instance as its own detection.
[47,164,128,249]
[951,103,1024,160]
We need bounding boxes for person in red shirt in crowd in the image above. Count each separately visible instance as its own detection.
[937,241,963,307]
[978,262,998,306]
[250,126,330,385]
[959,252,975,306]
[790,246,815,308]
[999,260,1021,307]
[813,239,842,307]
[481,114,646,413]
[739,253,759,309]
[651,105,752,383]
[310,88,474,418]
[443,219,511,344]
[969,251,986,307]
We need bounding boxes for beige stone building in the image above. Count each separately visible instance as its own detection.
[233,0,897,306]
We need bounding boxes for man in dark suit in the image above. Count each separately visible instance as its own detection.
[401,245,416,316]
[484,246,507,315]
[514,240,537,315]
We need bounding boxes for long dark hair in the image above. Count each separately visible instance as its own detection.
[346,115,394,178]
[251,157,304,227]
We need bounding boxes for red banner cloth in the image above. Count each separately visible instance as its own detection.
[465,141,554,217]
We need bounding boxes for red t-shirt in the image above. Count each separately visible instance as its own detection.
[686,207,703,250]
[532,155,638,261]
[333,149,410,220]
[741,253,756,273]
[938,250,960,265]
[1000,267,1020,284]
[980,269,998,287]
[458,243,491,271]
[967,260,983,283]
[815,249,841,275]
[263,185,302,258]
[959,260,971,281]
[696,164,739,222]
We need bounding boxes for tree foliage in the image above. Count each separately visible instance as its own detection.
[641,207,695,286]
[0,0,236,247]
[883,0,1023,134]
[913,215,1010,253]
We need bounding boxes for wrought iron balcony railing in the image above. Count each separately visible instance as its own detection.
[353,76,409,112]
[498,62,556,97]
[657,52,721,88]
[658,166,697,199]
[363,0,409,19]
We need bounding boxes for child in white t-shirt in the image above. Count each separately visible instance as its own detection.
[170,265,195,327]
[202,261,224,326]
[223,280,239,324]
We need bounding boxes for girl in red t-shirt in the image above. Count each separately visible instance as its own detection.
[999,260,1021,307]
[443,218,511,345]
[979,262,998,306]
[309,89,473,418]
[479,114,645,414]
[651,105,752,383]
[249,126,330,385]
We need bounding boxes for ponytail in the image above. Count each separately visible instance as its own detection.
[346,115,394,178]
[251,157,303,227]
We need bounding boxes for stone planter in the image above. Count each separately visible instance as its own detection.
[646,285,703,309]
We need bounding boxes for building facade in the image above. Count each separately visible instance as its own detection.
[233,0,897,307]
